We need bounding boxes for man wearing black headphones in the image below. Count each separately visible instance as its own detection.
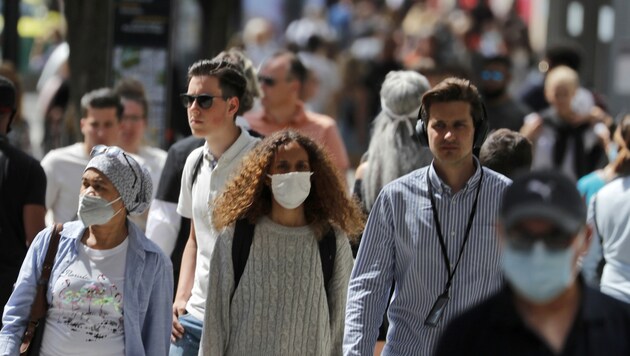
[344,78,512,356]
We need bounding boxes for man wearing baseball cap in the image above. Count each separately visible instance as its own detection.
[436,170,630,355]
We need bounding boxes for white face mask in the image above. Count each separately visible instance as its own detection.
[501,235,581,304]
[77,194,123,227]
[267,172,313,210]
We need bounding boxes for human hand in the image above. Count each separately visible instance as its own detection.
[587,106,613,126]
[171,299,187,343]
[520,113,544,141]
[594,122,611,150]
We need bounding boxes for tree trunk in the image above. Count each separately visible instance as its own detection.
[63,0,113,144]
[2,0,19,65]
[198,0,241,59]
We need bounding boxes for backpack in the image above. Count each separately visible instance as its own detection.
[231,218,336,295]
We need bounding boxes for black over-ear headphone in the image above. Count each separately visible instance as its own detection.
[415,101,489,149]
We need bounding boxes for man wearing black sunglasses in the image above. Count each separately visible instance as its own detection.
[478,55,531,132]
[169,59,259,355]
[244,50,349,176]
[436,170,630,356]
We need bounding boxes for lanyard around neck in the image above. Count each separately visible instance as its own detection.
[426,167,484,295]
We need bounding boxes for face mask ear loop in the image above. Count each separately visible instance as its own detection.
[107,196,122,207]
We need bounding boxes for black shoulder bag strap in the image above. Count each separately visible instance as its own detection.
[20,223,63,355]
[232,219,336,293]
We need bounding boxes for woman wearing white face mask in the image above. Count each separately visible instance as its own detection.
[0,145,173,356]
[199,130,365,356]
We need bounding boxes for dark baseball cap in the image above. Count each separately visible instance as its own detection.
[500,170,586,234]
[0,75,16,111]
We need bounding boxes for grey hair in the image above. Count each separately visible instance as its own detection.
[380,70,430,116]
[362,70,433,212]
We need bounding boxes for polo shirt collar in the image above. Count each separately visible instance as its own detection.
[204,127,254,167]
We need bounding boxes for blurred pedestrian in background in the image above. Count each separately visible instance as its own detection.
[41,88,122,224]
[114,78,167,231]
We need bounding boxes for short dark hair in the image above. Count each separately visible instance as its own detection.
[269,50,308,84]
[421,77,485,125]
[114,77,148,120]
[482,55,512,69]
[479,128,532,178]
[545,43,583,71]
[187,59,247,104]
[80,87,124,120]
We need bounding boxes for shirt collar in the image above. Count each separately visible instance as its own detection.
[204,127,255,167]
[62,220,145,256]
[427,156,482,195]
[202,143,218,169]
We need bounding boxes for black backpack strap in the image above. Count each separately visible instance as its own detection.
[319,227,336,292]
[231,218,337,296]
[189,149,204,189]
[232,218,256,289]
[592,195,606,280]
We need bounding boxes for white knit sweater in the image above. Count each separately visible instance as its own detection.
[200,216,353,356]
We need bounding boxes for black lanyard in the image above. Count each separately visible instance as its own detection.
[426,167,484,295]
[424,168,484,327]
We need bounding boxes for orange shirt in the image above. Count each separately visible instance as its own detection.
[245,104,350,174]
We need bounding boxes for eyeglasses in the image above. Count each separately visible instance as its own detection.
[481,70,505,82]
[257,75,277,87]
[121,114,144,123]
[179,94,225,109]
[90,145,138,189]
[505,228,576,252]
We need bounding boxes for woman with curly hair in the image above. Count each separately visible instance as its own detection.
[199,130,364,356]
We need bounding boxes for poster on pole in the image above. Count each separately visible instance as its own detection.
[111,0,171,148]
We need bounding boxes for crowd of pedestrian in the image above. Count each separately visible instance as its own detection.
[2,1,630,356]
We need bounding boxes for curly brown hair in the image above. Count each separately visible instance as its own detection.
[213,130,365,240]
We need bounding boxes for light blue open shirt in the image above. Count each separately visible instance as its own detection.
[0,220,173,356]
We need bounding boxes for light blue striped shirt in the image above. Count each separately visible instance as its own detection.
[344,161,511,356]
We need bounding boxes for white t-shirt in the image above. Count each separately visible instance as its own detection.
[128,145,167,231]
[41,143,90,224]
[40,238,129,356]
[176,129,259,321]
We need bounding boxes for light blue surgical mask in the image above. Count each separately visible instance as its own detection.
[502,237,579,304]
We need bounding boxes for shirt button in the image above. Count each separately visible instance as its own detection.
[451,230,455,237]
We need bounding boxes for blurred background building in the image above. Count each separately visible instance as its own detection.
[0,0,627,163]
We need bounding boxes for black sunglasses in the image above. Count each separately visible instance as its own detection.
[257,75,277,87]
[179,94,225,109]
[90,145,138,189]
[505,228,576,252]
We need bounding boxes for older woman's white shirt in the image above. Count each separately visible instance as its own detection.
[40,238,129,355]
